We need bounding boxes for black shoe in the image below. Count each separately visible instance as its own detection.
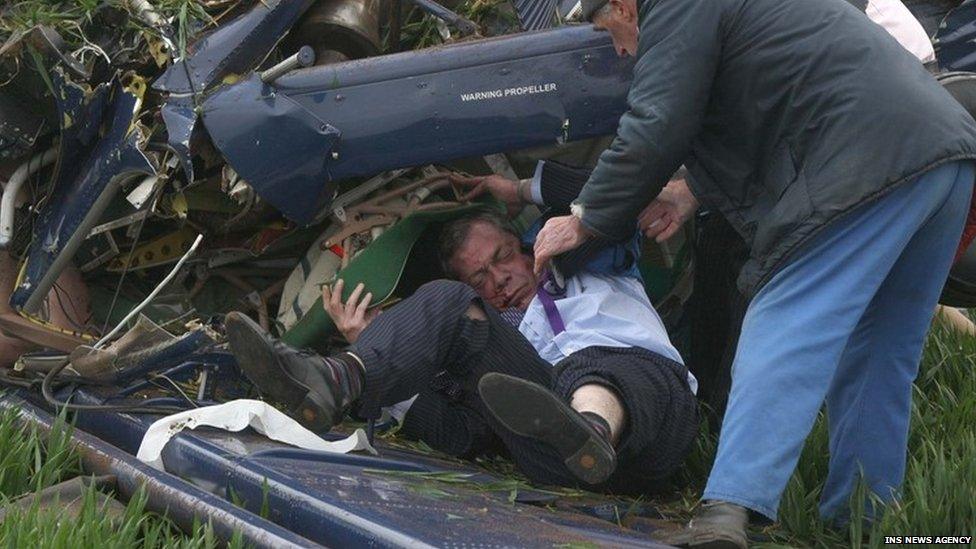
[478,372,617,486]
[225,312,354,432]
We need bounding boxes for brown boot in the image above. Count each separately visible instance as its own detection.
[654,500,749,549]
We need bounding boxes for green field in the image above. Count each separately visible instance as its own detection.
[2,321,974,547]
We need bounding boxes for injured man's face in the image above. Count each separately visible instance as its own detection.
[449,221,538,310]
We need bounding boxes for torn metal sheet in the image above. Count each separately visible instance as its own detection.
[201,74,341,224]
[152,0,316,184]
[11,73,156,314]
[159,97,198,184]
[152,0,316,94]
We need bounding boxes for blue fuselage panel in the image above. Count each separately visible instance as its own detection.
[202,25,634,224]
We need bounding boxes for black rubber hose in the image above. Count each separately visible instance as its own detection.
[41,358,186,415]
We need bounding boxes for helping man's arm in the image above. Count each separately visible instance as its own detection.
[533,0,723,272]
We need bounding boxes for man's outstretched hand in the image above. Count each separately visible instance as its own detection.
[450,174,523,217]
[533,215,591,274]
[638,176,699,243]
[322,279,380,344]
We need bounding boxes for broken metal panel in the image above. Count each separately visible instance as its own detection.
[159,97,198,185]
[203,25,632,224]
[201,74,341,225]
[152,0,317,95]
[70,325,215,385]
[11,76,156,314]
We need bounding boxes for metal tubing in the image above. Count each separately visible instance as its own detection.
[22,173,147,314]
[405,0,477,35]
[260,46,316,83]
[0,148,58,248]
[94,234,203,349]
[0,395,321,548]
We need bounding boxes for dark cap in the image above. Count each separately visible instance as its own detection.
[580,0,610,22]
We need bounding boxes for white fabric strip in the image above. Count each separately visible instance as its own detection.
[136,399,377,471]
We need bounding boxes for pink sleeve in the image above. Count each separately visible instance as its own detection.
[864,0,936,64]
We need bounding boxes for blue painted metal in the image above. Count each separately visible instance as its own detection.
[201,76,342,224]
[159,97,198,185]
[153,0,316,183]
[935,0,976,72]
[11,385,671,547]
[112,351,238,399]
[11,73,155,313]
[202,24,633,224]
[152,0,316,94]
[108,329,217,384]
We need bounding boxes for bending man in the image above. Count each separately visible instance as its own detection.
[532,0,976,545]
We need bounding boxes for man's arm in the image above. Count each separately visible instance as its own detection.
[532,161,592,213]
[451,161,592,216]
[575,0,724,241]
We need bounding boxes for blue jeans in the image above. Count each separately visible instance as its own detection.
[703,161,975,521]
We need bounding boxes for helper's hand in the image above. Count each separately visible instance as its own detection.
[533,215,591,274]
[450,173,523,217]
[638,176,700,243]
[322,279,380,344]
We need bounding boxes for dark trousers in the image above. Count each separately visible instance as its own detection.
[687,213,750,428]
[351,280,700,494]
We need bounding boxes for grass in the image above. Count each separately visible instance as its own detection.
[652,320,976,548]
[0,406,243,548]
[0,0,211,67]
[396,0,519,50]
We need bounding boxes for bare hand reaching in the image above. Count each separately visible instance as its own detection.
[533,215,591,274]
[638,176,700,243]
[450,173,524,217]
[322,279,380,344]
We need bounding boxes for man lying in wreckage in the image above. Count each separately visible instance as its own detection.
[224,161,700,493]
